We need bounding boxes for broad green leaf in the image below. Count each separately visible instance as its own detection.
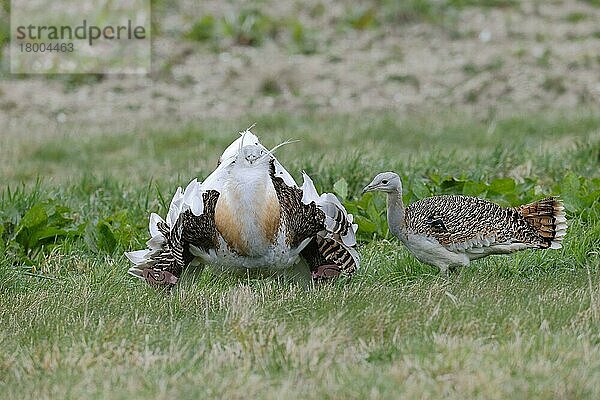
[357,192,374,209]
[343,201,358,215]
[489,178,516,194]
[32,227,69,243]
[560,173,584,212]
[367,198,383,223]
[427,173,442,185]
[85,220,117,253]
[20,204,48,229]
[333,178,348,200]
[410,179,430,200]
[463,181,488,197]
[440,177,465,193]
[96,221,117,253]
[15,227,36,251]
[499,192,519,207]
[355,216,377,234]
[47,204,74,228]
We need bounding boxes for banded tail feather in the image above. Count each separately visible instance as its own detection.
[516,197,567,249]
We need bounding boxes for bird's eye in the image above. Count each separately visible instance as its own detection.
[382,180,388,184]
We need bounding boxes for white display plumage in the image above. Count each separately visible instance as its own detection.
[125,127,359,285]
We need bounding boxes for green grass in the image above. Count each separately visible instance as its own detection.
[1,109,599,398]
[382,0,520,24]
[179,0,524,54]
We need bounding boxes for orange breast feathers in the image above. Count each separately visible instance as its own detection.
[214,182,281,256]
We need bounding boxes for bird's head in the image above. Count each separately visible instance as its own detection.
[237,144,271,168]
[363,172,402,194]
[223,126,298,170]
[229,127,272,169]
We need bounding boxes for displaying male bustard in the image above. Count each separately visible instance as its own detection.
[126,128,359,286]
[363,172,567,275]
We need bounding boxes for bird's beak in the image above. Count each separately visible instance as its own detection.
[362,185,373,194]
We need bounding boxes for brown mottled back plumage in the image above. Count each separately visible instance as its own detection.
[405,195,566,250]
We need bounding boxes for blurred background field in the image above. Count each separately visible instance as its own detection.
[1,0,600,137]
[1,1,599,399]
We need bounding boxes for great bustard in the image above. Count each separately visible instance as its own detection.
[125,128,359,286]
[363,172,567,275]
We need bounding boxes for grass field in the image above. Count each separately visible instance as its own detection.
[1,109,599,399]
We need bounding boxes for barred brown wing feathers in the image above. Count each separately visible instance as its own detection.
[299,235,358,275]
[315,235,358,274]
[126,189,221,283]
[319,198,354,242]
[270,163,326,247]
[407,196,504,245]
[406,195,542,250]
[180,190,220,253]
[270,163,358,276]
[406,195,568,252]
[156,221,170,237]
[144,221,185,278]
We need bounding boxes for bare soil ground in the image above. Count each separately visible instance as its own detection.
[1,0,599,139]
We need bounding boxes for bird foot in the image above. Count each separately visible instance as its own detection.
[142,268,179,287]
[311,264,341,280]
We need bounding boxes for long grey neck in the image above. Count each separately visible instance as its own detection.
[386,189,406,241]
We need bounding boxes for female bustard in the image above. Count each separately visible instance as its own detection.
[126,129,359,286]
[363,172,567,275]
